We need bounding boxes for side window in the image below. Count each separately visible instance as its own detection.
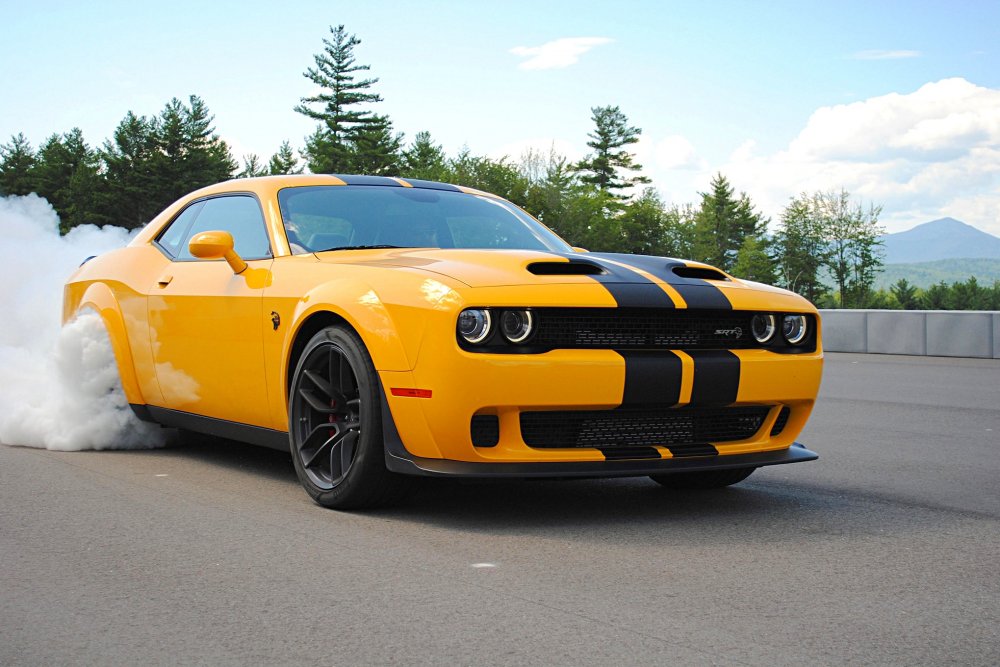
[156,195,271,260]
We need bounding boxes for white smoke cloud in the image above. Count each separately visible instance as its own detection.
[0,194,168,450]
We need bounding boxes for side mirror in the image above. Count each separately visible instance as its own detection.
[188,230,248,274]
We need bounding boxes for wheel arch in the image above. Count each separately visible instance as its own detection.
[71,281,146,406]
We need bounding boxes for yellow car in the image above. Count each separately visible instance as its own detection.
[64,174,822,509]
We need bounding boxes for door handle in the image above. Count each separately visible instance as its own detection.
[157,275,173,287]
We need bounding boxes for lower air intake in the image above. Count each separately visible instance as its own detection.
[520,406,769,449]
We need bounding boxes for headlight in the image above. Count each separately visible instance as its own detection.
[458,308,492,344]
[500,309,534,343]
[751,313,776,343]
[782,314,808,345]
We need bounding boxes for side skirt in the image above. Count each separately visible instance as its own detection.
[132,404,290,452]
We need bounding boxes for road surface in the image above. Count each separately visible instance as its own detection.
[2,353,998,665]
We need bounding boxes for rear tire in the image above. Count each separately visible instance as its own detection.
[649,467,756,489]
[288,325,409,509]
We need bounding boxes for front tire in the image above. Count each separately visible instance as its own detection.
[649,467,756,489]
[288,325,408,509]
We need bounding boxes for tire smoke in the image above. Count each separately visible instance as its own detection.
[0,194,167,450]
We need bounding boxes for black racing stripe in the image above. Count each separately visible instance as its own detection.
[330,174,403,186]
[590,253,732,310]
[560,254,675,308]
[688,350,741,406]
[619,351,682,406]
[398,178,462,192]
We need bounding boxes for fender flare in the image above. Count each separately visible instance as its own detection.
[74,282,145,406]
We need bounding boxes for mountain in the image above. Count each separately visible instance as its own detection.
[875,258,1000,290]
[882,218,1000,263]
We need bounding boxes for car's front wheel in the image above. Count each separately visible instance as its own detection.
[288,325,408,509]
[649,467,756,489]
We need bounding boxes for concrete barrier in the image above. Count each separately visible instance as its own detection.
[818,310,1000,358]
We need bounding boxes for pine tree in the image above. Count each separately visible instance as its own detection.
[401,131,447,181]
[295,24,383,173]
[99,111,160,228]
[732,235,777,284]
[238,154,269,178]
[347,114,402,175]
[33,129,104,231]
[574,105,650,199]
[691,173,767,271]
[268,140,303,175]
[0,133,37,195]
[890,278,919,310]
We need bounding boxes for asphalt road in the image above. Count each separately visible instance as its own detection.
[2,353,998,666]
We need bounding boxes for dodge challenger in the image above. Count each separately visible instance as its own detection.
[63,174,822,509]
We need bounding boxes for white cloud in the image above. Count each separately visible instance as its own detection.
[717,78,1000,235]
[851,49,921,60]
[510,37,613,70]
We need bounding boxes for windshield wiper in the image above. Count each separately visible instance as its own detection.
[315,244,405,252]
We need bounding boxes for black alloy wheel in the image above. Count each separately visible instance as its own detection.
[288,325,407,509]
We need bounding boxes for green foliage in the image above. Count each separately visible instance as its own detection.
[32,129,104,232]
[401,131,448,181]
[690,173,768,272]
[347,115,403,175]
[890,278,920,309]
[296,25,384,173]
[444,149,530,208]
[732,235,777,284]
[0,133,37,195]
[98,111,160,228]
[238,154,269,178]
[774,194,827,303]
[268,141,303,175]
[814,190,885,308]
[574,105,650,199]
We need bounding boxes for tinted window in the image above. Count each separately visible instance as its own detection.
[277,185,572,253]
[156,195,271,260]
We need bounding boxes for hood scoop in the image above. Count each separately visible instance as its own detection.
[672,265,729,281]
[527,261,607,276]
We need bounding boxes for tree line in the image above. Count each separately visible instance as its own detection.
[4,24,988,309]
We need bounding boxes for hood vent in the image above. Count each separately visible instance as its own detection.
[527,261,606,276]
[672,265,729,281]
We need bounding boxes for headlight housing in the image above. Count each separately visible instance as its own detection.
[457,308,492,344]
[500,309,534,343]
[751,313,776,343]
[782,314,808,345]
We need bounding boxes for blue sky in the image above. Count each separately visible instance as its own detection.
[3,0,998,234]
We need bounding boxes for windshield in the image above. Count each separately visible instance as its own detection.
[277,185,572,254]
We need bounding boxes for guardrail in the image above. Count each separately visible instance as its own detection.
[819,309,1000,358]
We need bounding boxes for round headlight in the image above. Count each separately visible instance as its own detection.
[751,313,776,343]
[782,314,808,345]
[458,308,492,344]
[500,309,534,343]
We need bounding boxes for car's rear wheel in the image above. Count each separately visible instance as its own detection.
[288,325,408,509]
[649,467,756,489]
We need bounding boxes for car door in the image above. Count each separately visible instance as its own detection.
[147,194,274,427]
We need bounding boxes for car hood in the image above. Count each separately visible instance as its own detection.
[315,247,733,288]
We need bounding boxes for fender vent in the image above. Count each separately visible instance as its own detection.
[672,266,729,281]
[527,261,606,276]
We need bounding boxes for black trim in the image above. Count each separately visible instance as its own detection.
[619,351,682,406]
[599,446,661,460]
[689,350,741,406]
[667,443,719,458]
[129,403,156,423]
[143,405,289,452]
[387,442,819,479]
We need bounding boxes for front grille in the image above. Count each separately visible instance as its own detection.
[531,308,754,350]
[520,406,770,449]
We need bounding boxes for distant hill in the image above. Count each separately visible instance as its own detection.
[882,218,1000,263]
[875,258,1000,290]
